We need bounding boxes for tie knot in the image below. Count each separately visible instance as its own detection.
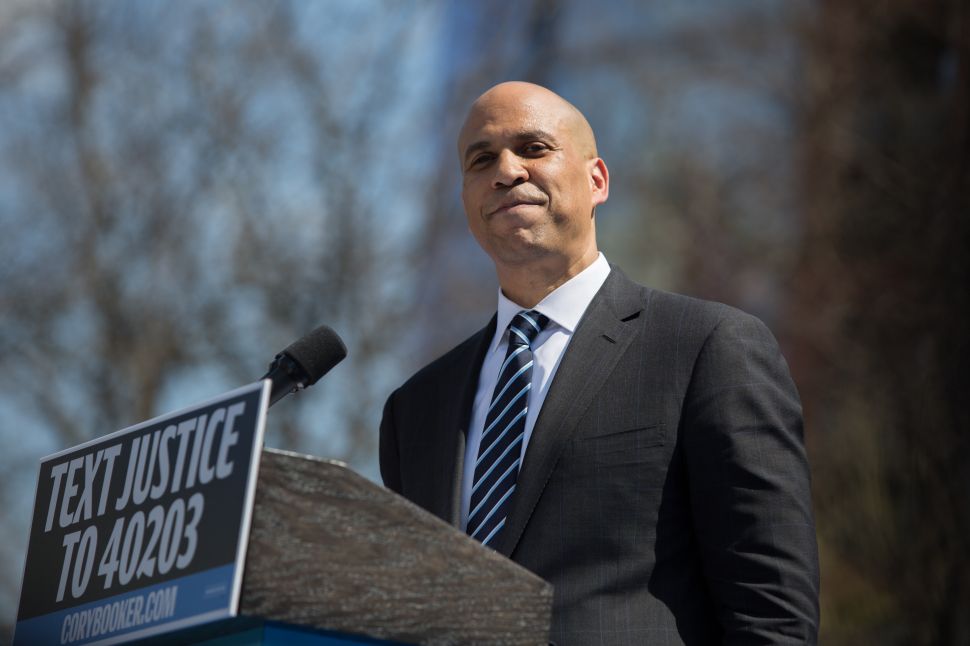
[508,310,549,348]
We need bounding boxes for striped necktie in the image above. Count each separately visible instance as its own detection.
[468,309,549,547]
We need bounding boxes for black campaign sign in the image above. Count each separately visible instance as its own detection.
[16,381,269,627]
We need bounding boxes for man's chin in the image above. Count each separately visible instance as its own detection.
[488,237,552,267]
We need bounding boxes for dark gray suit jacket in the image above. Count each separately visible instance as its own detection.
[380,268,819,645]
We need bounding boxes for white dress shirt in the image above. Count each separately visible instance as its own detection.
[459,253,612,530]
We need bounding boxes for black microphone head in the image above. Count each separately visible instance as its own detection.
[280,325,347,386]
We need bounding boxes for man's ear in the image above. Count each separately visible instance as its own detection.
[589,157,609,207]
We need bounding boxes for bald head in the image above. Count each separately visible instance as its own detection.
[459,81,598,163]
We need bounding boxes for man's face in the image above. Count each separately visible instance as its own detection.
[458,84,608,271]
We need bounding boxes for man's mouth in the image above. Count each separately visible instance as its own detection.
[488,198,545,217]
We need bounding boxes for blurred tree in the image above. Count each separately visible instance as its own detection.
[0,0,437,624]
[790,0,970,643]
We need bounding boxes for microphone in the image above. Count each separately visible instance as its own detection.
[261,325,347,407]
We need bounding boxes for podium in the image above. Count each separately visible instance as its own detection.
[15,382,551,646]
[161,447,553,645]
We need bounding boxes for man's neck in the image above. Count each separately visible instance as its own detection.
[496,248,600,308]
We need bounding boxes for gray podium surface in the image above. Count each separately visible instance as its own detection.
[238,448,552,646]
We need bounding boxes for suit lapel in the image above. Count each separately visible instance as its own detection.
[428,316,496,526]
[496,269,645,557]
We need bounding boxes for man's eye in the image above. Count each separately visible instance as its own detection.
[522,142,549,154]
[470,154,493,168]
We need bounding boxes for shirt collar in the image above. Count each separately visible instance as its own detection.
[490,253,612,354]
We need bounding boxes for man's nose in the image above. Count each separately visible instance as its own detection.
[491,151,528,188]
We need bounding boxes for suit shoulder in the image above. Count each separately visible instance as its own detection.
[636,283,767,338]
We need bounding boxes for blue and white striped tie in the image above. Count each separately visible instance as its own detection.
[468,309,549,547]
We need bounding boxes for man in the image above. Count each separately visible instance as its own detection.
[380,81,819,644]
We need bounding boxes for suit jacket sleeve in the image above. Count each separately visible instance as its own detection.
[379,390,403,495]
[683,309,820,644]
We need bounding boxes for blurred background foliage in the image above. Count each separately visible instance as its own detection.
[0,0,967,643]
